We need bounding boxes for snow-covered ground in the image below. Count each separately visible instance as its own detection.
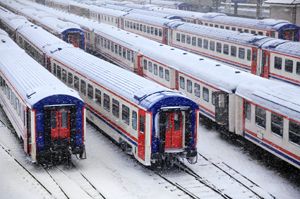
[0,111,299,199]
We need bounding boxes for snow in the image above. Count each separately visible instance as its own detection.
[0,111,300,199]
[266,0,300,4]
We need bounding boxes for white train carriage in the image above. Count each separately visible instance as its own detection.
[235,80,300,168]
[148,7,300,41]
[0,30,86,163]
[1,0,85,49]
[260,40,300,86]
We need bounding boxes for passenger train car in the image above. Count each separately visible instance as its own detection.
[0,29,86,164]
[0,3,85,49]
[23,0,300,87]
[4,1,300,169]
[0,8,199,166]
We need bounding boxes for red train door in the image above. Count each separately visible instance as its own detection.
[165,112,183,149]
[50,109,70,140]
[138,110,146,160]
[68,34,79,48]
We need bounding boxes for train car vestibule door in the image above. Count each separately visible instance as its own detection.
[50,109,70,140]
[164,111,183,149]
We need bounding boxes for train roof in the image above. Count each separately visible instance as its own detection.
[261,39,300,57]
[123,13,174,26]
[168,21,270,46]
[87,4,127,16]
[150,7,298,31]
[0,7,29,30]
[0,32,81,107]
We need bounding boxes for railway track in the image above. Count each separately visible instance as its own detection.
[153,152,275,199]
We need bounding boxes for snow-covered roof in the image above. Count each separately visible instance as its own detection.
[168,21,270,46]
[124,13,174,26]
[0,31,80,107]
[265,0,300,5]
[0,7,30,30]
[261,39,300,56]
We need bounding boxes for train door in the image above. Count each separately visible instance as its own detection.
[162,27,168,44]
[251,47,258,75]
[67,33,80,48]
[138,110,146,160]
[283,29,297,41]
[50,109,70,140]
[260,50,270,78]
[213,92,229,127]
[162,111,183,150]
[25,109,31,154]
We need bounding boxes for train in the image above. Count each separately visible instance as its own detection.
[25,0,300,87]
[0,7,199,166]
[2,1,300,169]
[0,28,86,164]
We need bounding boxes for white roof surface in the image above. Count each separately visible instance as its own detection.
[266,0,300,4]
[0,31,80,107]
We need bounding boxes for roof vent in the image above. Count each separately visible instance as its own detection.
[170,48,174,50]
[58,48,62,51]
[1,39,6,43]
[199,58,203,61]
[235,71,241,74]
[183,52,187,55]
[160,44,163,46]
[215,64,220,66]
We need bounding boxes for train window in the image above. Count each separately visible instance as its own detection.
[244,101,251,121]
[165,69,170,81]
[143,60,148,70]
[119,46,122,56]
[289,121,300,145]
[176,33,180,42]
[80,80,86,96]
[95,89,101,106]
[143,25,146,32]
[297,62,300,75]
[192,37,196,46]
[223,44,229,55]
[159,29,162,37]
[244,29,249,33]
[216,42,222,53]
[211,93,216,105]
[285,59,293,73]
[271,113,283,137]
[151,27,154,35]
[53,63,57,75]
[181,34,186,43]
[194,83,200,98]
[180,76,185,89]
[209,24,213,27]
[57,65,61,79]
[114,44,118,54]
[147,26,150,34]
[238,48,245,59]
[148,61,153,72]
[74,76,79,91]
[132,111,137,130]
[88,84,93,99]
[133,23,136,30]
[140,24,143,31]
[62,69,67,83]
[238,28,242,32]
[112,99,120,118]
[155,28,158,36]
[186,35,191,44]
[127,50,131,61]
[130,22,133,29]
[205,23,208,26]
[247,49,251,61]
[226,26,230,30]
[255,106,266,129]
[220,25,224,29]
[159,66,164,78]
[232,27,236,31]
[100,37,103,47]
[203,39,208,49]
[108,41,111,50]
[123,48,126,59]
[258,32,263,35]
[274,57,282,70]
[139,114,145,133]
[122,105,130,125]
[68,73,73,85]
[154,64,158,75]
[103,93,110,112]
[231,46,237,57]
[251,30,256,34]
[197,38,202,48]
[111,43,114,52]
[215,24,219,28]
[203,87,209,102]
[187,80,192,93]
[209,41,215,51]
